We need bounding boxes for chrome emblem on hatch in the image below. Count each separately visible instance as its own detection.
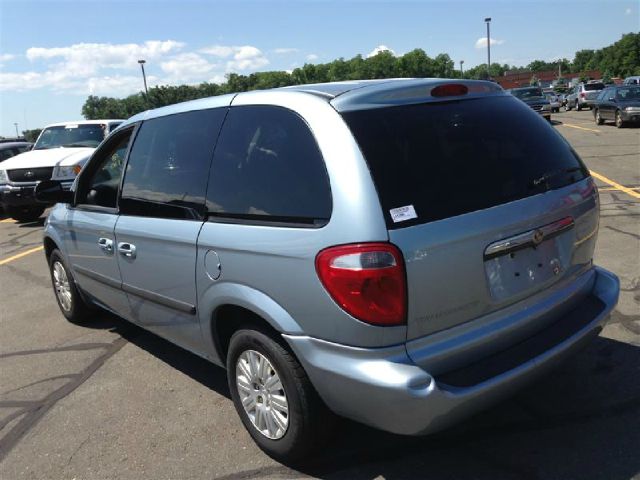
[24,170,35,178]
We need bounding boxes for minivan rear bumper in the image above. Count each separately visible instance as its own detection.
[284,266,619,435]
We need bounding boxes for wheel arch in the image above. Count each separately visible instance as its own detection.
[199,283,305,366]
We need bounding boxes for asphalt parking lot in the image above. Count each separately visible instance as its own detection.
[0,109,638,480]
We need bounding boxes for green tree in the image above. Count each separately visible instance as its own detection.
[22,129,42,142]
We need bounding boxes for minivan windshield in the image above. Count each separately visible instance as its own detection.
[34,124,106,150]
[510,87,544,99]
[584,83,605,91]
[342,96,589,228]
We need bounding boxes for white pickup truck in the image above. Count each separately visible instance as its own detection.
[0,120,123,222]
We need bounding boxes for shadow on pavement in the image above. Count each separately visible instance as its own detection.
[84,312,640,480]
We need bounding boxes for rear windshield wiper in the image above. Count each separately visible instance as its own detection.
[529,167,584,189]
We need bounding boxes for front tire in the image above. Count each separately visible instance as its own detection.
[615,110,625,128]
[8,206,44,223]
[48,249,93,323]
[595,109,604,125]
[227,329,334,463]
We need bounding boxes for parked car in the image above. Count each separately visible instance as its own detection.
[36,79,619,462]
[0,120,122,222]
[565,81,605,111]
[0,141,32,163]
[507,86,552,120]
[593,85,640,127]
[544,91,561,112]
[623,76,640,85]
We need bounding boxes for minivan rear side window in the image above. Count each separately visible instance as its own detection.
[342,96,588,229]
[206,105,332,226]
[120,108,226,220]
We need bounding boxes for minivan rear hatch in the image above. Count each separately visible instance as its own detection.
[341,94,598,340]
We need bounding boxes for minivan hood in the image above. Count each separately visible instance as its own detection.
[0,147,94,171]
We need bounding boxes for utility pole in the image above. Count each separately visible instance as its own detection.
[484,17,492,79]
[138,59,149,95]
[460,60,464,76]
[13,123,19,137]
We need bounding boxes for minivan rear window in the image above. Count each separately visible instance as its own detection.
[342,96,588,229]
[584,83,604,91]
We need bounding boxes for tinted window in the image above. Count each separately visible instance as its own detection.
[78,132,131,208]
[120,108,226,220]
[584,83,604,91]
[342,96,588,229]
[206,106,331,226]
[617,86,640,100]
[0,149,13,161]
[510,88,543,99]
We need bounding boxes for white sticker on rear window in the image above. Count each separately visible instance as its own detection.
[390,205,417,223]
[65,125,79,129]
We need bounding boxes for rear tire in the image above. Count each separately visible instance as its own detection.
[48,249,93,323]
[227,328,334,463]
[8,206,44,223]
[565,103,572,111]
[615,110,625,128]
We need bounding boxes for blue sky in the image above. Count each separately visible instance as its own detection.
[0,0,637,137]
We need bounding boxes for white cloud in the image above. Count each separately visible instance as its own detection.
[475,37,504,49]
[273,48,299,54]
[160,53,218,83]
[0,53,15,62]
[367,45,396,58]
[199,45,235,58]
[624,7,632,15]
[26,40,185,75]
[306,53,319,62]
[200,44,269,71]
[0,40,271,96]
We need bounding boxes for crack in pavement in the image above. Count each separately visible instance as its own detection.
[0,337,127,461]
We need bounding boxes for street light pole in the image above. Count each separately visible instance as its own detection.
[460,60,464,76]
[484,17,492,79]
[138,59,149,95]
[14,123,19,137]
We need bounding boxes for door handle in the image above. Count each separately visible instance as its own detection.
[117,242,137,258]
[98,237,113,253]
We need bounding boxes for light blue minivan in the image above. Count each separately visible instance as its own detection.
[36,79,619,462]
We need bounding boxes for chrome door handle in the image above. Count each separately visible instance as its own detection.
[117,242,137,258]
[98,237,113,253]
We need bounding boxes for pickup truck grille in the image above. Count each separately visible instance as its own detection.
[531,105,543,112]
[7,167,54,183]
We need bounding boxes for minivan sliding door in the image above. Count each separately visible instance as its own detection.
[114,108,226,353]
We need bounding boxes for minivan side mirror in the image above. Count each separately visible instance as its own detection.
[35,180,74,204]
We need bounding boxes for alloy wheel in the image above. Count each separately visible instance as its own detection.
[52,261,73,312]
[236,350,289,439]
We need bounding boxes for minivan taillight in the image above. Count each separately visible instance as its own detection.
[315,243,406,326]
[580,92,586,98]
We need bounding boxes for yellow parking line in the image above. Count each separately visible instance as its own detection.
[0,246,44,266]
[560,123,601,133]
[591,170,640,200]
[0,218,15,223]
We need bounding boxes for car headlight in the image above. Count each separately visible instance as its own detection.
[53,164,83,179]
[0,169,7,185]
[624,106,640,112]
[542,104,551,111]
